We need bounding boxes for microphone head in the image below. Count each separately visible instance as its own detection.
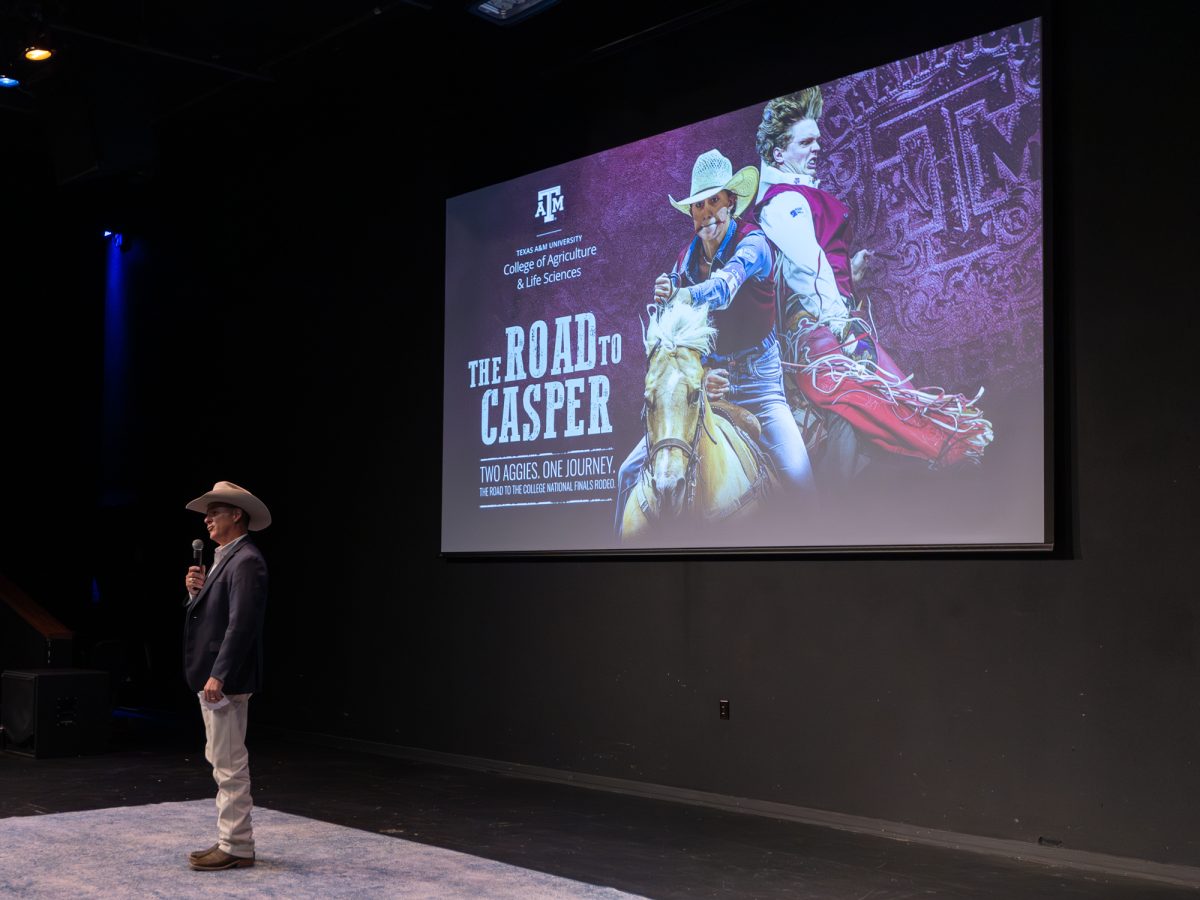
[192,539,204,552]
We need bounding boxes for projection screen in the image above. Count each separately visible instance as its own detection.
[443,18,1045,555]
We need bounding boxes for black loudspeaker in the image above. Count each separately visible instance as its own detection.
[1,669,110,758]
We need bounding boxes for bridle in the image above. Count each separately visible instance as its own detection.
[638,340,717,518]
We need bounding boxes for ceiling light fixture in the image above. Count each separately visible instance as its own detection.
[0,75,20,88]
[468,0,559,25]
[24,46,53,62]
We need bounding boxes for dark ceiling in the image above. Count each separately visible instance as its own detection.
[0,1,750,121]
[1,0,778,209]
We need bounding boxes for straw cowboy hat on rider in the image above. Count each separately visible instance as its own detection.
[669,148,759,218]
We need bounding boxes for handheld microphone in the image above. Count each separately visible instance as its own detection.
[192,539,204,569]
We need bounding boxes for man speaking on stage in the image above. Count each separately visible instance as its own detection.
[181,480,270,871]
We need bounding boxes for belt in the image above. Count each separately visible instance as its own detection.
[705,332,777,369]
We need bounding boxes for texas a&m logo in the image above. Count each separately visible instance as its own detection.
[535,186,564,224]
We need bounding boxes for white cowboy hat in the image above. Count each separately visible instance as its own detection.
[669,149,759,217]
[185,481,272,530]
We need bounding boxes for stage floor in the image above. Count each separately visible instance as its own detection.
[0,721,1191,899]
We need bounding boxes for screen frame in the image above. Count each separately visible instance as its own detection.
[441,14,1055,559]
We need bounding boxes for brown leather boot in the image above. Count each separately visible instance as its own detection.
[189,843,219,861]
[189,847,255,870]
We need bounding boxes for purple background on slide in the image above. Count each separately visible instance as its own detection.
[443,19,1043,553]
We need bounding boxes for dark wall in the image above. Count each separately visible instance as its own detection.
[3,0,1198,869]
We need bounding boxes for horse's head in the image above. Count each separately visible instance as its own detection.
[641,298,717,518]
[645,343,705,515]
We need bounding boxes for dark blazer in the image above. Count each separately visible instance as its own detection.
[183,536,268,694]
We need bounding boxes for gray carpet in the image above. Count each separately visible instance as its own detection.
[0,800,644,898]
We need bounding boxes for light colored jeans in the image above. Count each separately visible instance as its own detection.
[199,692,254,857]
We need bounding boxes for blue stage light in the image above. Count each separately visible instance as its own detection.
[101,224,131,505]
[0,76,20,88]
[104,230,113,237]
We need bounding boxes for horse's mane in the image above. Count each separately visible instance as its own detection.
[643,298,717,356]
